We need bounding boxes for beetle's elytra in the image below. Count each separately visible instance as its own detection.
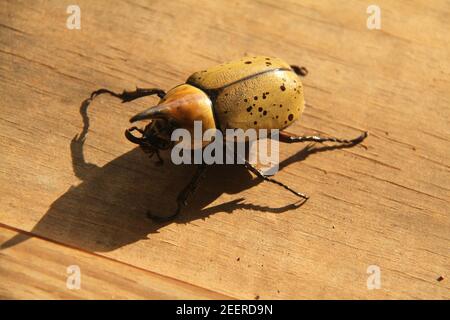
[84,56,367,220]
[186,56,304,131]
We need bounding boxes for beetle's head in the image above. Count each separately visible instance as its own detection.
[126,84,216,161]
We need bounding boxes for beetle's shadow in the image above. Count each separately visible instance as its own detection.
[1,139,358,252]
[1,98,364,252]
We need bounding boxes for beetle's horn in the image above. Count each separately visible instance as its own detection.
[130,104,169,123]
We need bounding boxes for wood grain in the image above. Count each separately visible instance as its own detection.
[0,0,449,299]
[0,225,230,299]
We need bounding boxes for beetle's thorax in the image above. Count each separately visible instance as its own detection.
[131,84,216,133]
[129,84,218,150]
[158,84,216,132]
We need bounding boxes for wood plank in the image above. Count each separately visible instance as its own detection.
[0,225,230,299]
[0,0,449,299]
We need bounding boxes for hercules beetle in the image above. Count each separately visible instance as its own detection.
[85,56,367,220]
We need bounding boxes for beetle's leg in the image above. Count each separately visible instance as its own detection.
[147,164,209,221]
[279,130,368,145]
[90,87,166,103]
[226,144,309,200]
[153,150,164,166]
[290,65,308,77]
[242,160,309,200]
[176,164,209,214]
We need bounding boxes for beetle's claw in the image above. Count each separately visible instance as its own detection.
[294,197,309,207]
[361,131,369,141]
[290,65,308,77]
[347,131,368,146]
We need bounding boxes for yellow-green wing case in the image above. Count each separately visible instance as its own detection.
[187,56,291,90]
[187,56,305,131]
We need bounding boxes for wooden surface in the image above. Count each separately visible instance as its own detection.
[0,0,449,299]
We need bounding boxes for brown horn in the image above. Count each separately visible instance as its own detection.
[129,104,169,123]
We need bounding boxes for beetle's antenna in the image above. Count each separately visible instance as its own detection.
[124,126,165,166]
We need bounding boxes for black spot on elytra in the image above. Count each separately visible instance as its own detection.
[254,96,258,100]
[284,121,287,124]
[262,93,267,99]
[254,121,258,125]
[244,98,248,102]
[258,107,263,112]
[288,114,294,121]
[245,61,252,64]
[276,115,279,119]
[280,84,286,91]
[247,106,253,112]
[266,62,272,66]
[263,110,267,116]
[279,104,283,108]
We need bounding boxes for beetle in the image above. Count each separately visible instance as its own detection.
[85,56,367,220]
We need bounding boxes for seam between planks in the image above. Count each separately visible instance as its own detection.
[0,222,236,300]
